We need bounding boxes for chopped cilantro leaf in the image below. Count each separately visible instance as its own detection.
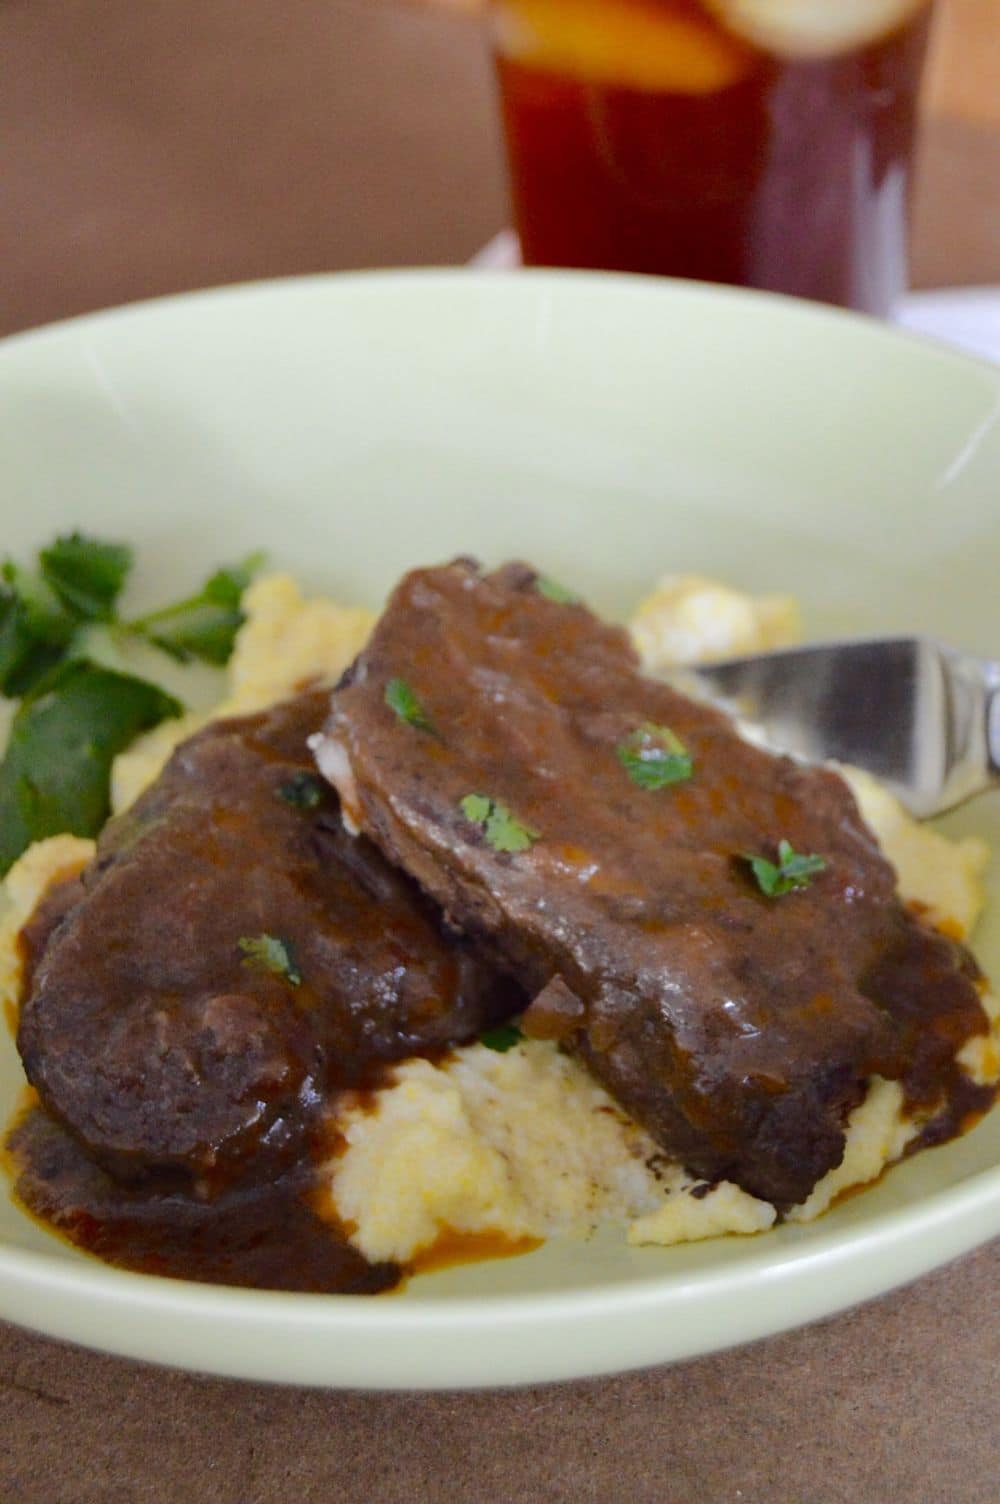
[39,533,132,621]
[0,595,65,700]
[459,793,539,853]
[237,933,302,986]
[480,1022,524,1053]
[0,533,132,701]
[277,771,327,810]
[65,622,182,689]
[200,553,266,610]
[139,603,244,664]
[459,793,492,825]
[617,723,693,791]
[384,677,435,733]
[744,840,827,898]
[0,535,265,873]
[535,574,579,605]
[2,562,77,640]
[0,565,78,698]
[0,664,182,875]
[129,551,265,665]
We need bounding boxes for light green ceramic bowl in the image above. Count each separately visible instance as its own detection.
[0,270,997,1389]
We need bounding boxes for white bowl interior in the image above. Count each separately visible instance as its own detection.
[0,271,997,1386]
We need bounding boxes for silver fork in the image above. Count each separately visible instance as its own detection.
[684,638,1000,818]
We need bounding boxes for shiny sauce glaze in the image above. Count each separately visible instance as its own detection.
[4,590,996,1286]
[6,691,522,1293]
[322,560,997,1210]
[16,690,514,1192]
[6,1091,397,1294]
[7,871,398,1292]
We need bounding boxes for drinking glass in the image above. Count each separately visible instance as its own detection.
[491,0,936,313]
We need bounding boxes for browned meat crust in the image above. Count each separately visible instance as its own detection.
[320,560,991,1210]
[17,689,514,1192]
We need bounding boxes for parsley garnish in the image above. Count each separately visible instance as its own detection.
[459,793,539,853]
[130,552,265,665]
[384,677,435,733]
[0,562,82,700]
[237,933,302,986]
[0,664,181,874]
[277,771,327,810]
[535,574,579,605]
[744,840,827,898]
[617,723,693,790]
[0,533,263,874]
[40,533,133,621]
[480,1022,524,1053]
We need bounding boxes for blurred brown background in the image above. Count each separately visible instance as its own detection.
[1,0,997,338]
[0,5,998,1501]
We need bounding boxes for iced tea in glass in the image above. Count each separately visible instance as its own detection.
[492,0,935,313]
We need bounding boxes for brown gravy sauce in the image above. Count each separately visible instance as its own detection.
[6,881,405,1294]
[4,869,997,1292]
[8,883,548,1294]
[6,1085,544,1295]
[410,1229,543,1276]
[6,1098,397,1294]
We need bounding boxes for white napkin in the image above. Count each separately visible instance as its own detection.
[897,289,1000,365]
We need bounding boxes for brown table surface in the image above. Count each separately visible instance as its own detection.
[1,3,998,1500]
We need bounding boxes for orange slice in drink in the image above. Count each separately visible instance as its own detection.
[702,0,932,58]
[492,0,756,93]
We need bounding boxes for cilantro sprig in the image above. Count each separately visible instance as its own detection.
[0,532,263,875]
[237,933,302,986]
[459,793,539,854]
[617,723,693,791]
[535,574,579,606]
[128,552,265,665]
[0,565,80,700]
[479,1022,524,1053]
[0,665,181,876]
[384,677,435,734]
[744,840,827,898]
[40,534,132,621]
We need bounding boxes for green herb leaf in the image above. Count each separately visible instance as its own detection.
[65,621,184,690]
[459,793,492,826]
[0,537,267,873]
[2,562,77,640]
[744,839,827,898]
[237,933,302,986]
[129,551,265,665]
[0,596,64,700]
[485,806,539,853]
[535,574,579,605]
[459,793,539,854]
[0,533,133,699]
[479,1022,524,1053]
[0,564,80,699]
[200,553,266,610]
[384,677,435,733]
[39,533,132,621]
[277,771,327,810]
[0,663,182,875]
[617,723,693,791]
[142,603,245,665]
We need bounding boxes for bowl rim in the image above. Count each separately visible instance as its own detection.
[0,266,996,1386]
